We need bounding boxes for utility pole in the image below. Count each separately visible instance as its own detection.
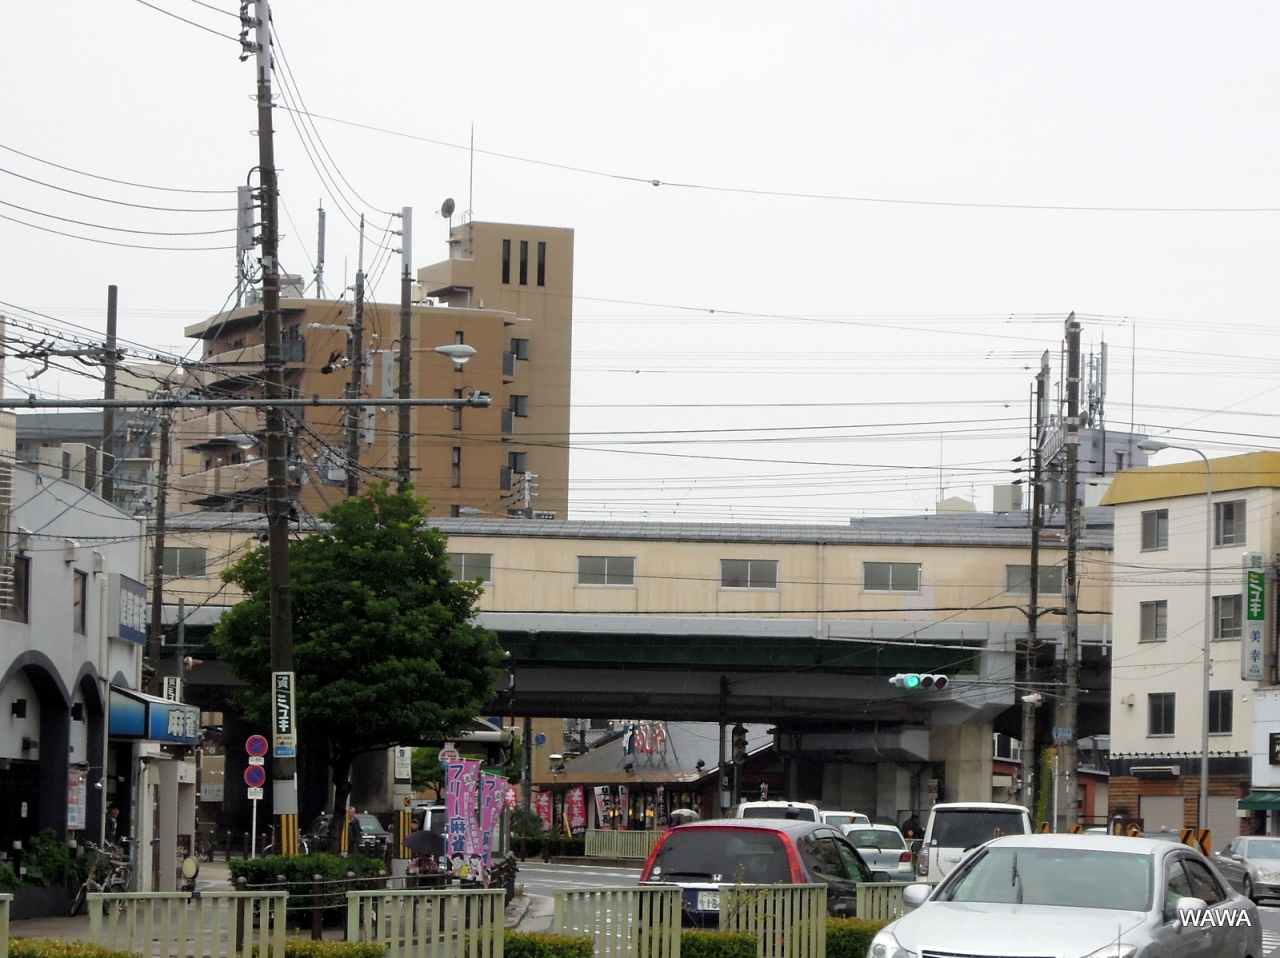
[314,204,326,299]
[236,186,254,308]
[1058,313,1082,831]
[1021,351,1050,810]
[345,215,364,497]
[247,0,299,855]
[396,207,413,493]
[147,412,171,689]
[101,286,118,506]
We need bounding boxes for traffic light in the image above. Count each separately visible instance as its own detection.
[731,724,749,764]
[888,673,949,691]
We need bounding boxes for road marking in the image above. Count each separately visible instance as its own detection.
[1263,929,1279,955]
[521,877,641,887]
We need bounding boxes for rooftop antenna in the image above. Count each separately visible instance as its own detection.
[441,197,455,231]
[314,202,326,298]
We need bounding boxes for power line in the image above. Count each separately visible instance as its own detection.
[0,165,234,214]
[0,210,235,251]
[131,0,241,43]
[0,142,234,195]
[0,197,236,237]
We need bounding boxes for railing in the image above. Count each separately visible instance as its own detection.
[718,884,826,958]
[88,891,288,957]
[0,893,9,958]
[854,882,905,921]
[553,886,681,958]
[347,887,505,958]
[583,829,662,860]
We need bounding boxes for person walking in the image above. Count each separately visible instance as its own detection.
[105,805,121,845]
[900,812,921,841]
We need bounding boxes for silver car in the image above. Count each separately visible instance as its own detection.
[869,834,1261,958]
[1213,835,1280,903]
[839,823,913,881]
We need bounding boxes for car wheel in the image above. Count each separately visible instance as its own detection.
[1244,876,1257,903]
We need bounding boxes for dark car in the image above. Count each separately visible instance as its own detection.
[305,813,390,856]
[639,820,891,926]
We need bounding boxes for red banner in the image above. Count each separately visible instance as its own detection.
[566,787,587,835]
[534,791,553,833]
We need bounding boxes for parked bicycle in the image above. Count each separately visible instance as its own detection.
[70,841,132,917]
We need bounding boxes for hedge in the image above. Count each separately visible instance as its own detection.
[504,933,593,958]
[9,942,137,958]
[826,917,892,958]
[680,930,757,958]
[253,943,386,958]
[229,853,386,911]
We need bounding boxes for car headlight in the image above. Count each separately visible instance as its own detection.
[1081,945,1137,958]
[868,929,916,958]
[1259,870,1280,883]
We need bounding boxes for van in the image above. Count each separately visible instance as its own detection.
[728,801,821,822]
[916,801,1032,882]
[819,810,870,829]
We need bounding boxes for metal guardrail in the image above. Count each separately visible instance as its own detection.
[583,829,662,860]
[718,884,826,958]
[88,891,288,957]
[553,886,681,958]
[347,887,506,958]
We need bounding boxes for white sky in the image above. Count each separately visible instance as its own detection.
[2,3,1277,521]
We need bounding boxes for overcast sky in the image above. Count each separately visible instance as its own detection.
[2,3,1277,521]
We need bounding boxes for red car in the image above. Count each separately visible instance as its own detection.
[639,819,891,926]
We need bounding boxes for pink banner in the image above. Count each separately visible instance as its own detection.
[617,785,630,830]
[480,773,505,885]
[460,759,481,855]
[445,761,468,856]
[593,786,610,829]
[534,791,553,833]
[566,787,587,835]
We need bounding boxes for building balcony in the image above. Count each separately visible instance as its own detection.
[181,458,269,508]
[176,407,267,452]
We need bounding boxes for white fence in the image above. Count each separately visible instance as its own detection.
[553,886,681,958]
[718,884,826,958]
[583,829,663,861]
[347,887,506,958]
[88,891,288,957]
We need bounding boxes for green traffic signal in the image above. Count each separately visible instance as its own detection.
[904,674,922,689]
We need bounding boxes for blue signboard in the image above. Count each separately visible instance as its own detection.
[148,700,200,744]
[107,688,147,737]
[107,574,148,645]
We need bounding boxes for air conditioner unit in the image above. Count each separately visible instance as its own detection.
[1131,765,1180,779]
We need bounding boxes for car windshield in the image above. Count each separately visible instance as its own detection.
[823,814,865,827]
[943,847,1152,911]
[355,815,382,831]
[931,809,1028,848]
[649,830,792,884]
[1248,840,1280,859]
[844,828,905,850]
[741,806,815,821]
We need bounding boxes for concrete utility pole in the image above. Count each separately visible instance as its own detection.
[1021,351,1050,810]
[248,0,299,855]
[147,412,170,687]
[345,216,365,497]
[396,208,413,493]
[1058,314,1082,831]
[101,286,118,505]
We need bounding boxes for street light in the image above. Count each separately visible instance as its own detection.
[1137,438,1213,834]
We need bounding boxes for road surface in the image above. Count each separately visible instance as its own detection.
[515,861,642,897]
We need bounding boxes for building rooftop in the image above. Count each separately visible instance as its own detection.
[1101,451,1280,505]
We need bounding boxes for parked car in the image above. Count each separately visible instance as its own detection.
[639,819,892,926]
[819,810,870,828]
[872,834,1261,958]
[412,803,448,836]
[916,801,1032,882]
[305,812,391,856]
[727,801,821,822]
[1213,835,1280,902]
[839,823,913,881]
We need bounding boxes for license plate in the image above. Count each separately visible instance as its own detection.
[696,891,720,912]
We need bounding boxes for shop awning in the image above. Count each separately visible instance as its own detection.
[1238,791,1280,811]
[108,687,199,744]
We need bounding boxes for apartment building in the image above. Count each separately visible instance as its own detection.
[175,219,573,520]
[1103,451,1280,841]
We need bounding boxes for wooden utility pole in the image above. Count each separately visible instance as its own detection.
[101,286,118,505]
[147,412,170,687]
[1058,313,1082,831]
[345,216,364,497]
[396,208,413,492]
[249,0,299,855]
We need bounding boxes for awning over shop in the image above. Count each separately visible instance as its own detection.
[108,687,199,744]
[1238,791,1280,811]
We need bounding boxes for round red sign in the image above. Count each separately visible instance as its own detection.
[246,734,269,757]
[244,764,266,788]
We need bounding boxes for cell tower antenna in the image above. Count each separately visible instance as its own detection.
[314,202,326,298]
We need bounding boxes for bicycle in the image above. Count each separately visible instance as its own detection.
[70,841,132,917]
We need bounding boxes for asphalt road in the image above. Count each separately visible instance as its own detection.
[515,861,643,897]
[1259,903,1280,955]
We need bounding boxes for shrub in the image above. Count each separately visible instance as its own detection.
[504,932,593,958]
[230,853,385,910]
[680,930,757,958]
[826,917,891,958]
[18,830,88,889]
[0,863,19,890]
[9,941,137,958]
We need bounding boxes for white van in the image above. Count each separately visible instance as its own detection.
[916,802,1032,882]
[820,810,871,829]
[728,801,821,822]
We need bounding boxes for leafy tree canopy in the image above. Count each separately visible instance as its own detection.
[214,484,505,819]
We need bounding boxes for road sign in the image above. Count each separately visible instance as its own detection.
[272,671,296,757]
[1052,726,1075,742]
[534,733,546,746]
[248,756,265,766]
[246,734,269,757]
[438,747,460,763]
[244,765,266,788]
[1243,553,1266,681]
[247,787,264,801]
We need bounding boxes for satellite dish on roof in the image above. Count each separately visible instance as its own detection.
[440,198,455,219]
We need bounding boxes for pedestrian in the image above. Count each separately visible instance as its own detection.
[347,810,363,853]
[105,804,121,845]
[900,812,921,841]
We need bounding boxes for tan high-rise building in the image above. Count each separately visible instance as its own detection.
[174,220,573,519]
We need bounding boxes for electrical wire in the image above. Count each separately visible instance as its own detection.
[0,197,236,237]
[131,0,242,43]
[0,166,234,214]
[0,210,235,251]
[0,142,234,195]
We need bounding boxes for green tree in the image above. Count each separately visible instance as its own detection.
[215,484,505,850]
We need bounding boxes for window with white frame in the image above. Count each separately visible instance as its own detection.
[863,562,921,593]
[447,553,492,583]
[1215,500,1246,547]
[721,559,778,590]
[577,556,636,587]
[1213,594,1242,640]
[1005,565,1064,595]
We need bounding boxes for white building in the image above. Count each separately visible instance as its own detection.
[1102,451,1280,842]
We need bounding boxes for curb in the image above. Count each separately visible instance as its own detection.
[505,895,532,928]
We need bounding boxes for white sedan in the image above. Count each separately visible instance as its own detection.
[870,834,1261,958]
